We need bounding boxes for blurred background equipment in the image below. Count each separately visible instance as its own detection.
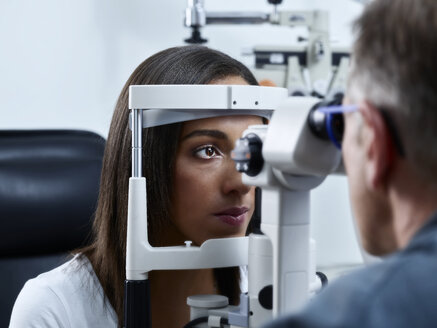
[184,0,350,98]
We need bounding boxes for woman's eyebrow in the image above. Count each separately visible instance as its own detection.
[181,129,228,141]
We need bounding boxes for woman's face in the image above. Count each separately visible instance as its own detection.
[171,114,263,245]
[165,75,262,245]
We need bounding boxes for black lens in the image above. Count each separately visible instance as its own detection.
[308,93,344,145]
[330,113,344,144]
[232,133,264,177]
[308,105,329,140]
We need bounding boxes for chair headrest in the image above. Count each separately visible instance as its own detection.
[0,130,105,257]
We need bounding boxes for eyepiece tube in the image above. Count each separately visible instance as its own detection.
[232,133,264,177]
[308,93,344,148]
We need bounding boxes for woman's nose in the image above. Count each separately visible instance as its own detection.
[221,159,252,196]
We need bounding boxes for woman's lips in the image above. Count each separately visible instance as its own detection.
[214,207,249,226]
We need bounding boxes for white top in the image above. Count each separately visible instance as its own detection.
[9,255,248,328]
[9,255,117,328]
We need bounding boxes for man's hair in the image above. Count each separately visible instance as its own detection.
[348,0,437,180]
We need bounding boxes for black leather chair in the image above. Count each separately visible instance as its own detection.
[0,130,105,327]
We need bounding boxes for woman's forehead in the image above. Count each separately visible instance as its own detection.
[181,115,263,134]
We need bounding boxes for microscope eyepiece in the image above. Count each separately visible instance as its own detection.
[184,0,207,44]
[232,133,264,177]
[308,93,345,149]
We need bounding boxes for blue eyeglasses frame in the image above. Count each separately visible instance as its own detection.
[317,104,406,158]
[317,105,358,149]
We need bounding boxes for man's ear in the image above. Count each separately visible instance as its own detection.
[360,101,395,191]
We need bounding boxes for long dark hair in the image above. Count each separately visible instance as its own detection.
[78,45,258,324]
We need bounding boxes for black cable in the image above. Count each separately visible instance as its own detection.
[183,316,229,328]
[316,271,328,288]
[183,316,208,328]
[220,317,229,326]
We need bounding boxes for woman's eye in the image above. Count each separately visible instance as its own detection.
[194,146,221,159]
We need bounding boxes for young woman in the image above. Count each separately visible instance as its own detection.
[9,45,264,328]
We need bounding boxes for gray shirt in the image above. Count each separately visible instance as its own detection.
[265,212,437,328]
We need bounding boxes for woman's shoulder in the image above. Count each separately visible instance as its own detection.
[9,254,117,328]
[36,254,96,288]
[18,254,97,300]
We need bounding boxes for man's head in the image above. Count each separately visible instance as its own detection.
[343,0,437,255]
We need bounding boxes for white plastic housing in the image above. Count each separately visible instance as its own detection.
[248,234,273,327]
[129,84,287,110]
[263,96,342,176]
[128,85,288,128]
[126,177,250,280]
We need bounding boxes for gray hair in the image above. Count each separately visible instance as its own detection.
[347,0,437,181]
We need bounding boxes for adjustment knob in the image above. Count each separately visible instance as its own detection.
[258,285,273,310]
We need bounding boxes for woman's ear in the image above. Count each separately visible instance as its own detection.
[360,101,396,191]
